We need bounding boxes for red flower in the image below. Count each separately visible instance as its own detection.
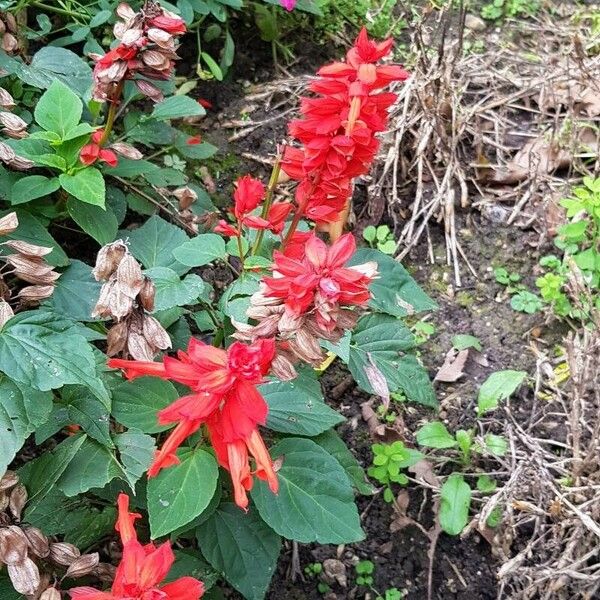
[69,494,204,600]
[263,233,376,331]
[281,28,408,227]
[80,143,100,166]
[186,135,202,145]
[108,338,279,509]
[197,98,213,109]
[148,15,187,35]
[233,175,266,220]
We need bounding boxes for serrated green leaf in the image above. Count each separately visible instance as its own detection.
[43,259,102,321]
[126,215,190,275]
[0,378,52,476]
[452,334,482,352]
[348,249,437,317]
[10,175,60,204]
[260,370,343,436]
[60,167,105,207]
[34,80,82,137]
[173,233,227,267]
[67,196,117,244]
[477,370,527,416]
[148,448,218,537]
[61,385,112,446]
[483,434,508,456]
[115,430,156,488]
[151,95,206,120]
[197,504,281,600]
[145,266,205,310]
[349,313,437,407]
[439,473,471,536]
[111,376,179,433]
[251,438,364,544]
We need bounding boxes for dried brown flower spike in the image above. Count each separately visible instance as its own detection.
[92,240,171,360]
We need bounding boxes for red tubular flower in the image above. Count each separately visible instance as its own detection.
[80,143,100,166]
[108,338,279,509]
[69,494,204,600]
[281,28,409,232]
[262,233,377,331]
[233,175,266,220]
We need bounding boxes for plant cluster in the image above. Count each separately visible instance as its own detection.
[0,7,440,599]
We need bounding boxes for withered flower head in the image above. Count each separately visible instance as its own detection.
[91,0,186,102]
[92,240,171,360]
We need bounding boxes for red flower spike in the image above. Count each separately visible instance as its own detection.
[233,175,266,220]
[108,338,279,509]
[281,28,408,229]
[69,494,204,600]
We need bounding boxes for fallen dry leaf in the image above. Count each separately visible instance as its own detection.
[434,348,469,382]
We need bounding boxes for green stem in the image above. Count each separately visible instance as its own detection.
[236,232,245,271]
[98,80,125,147]
[31,1,88,18]
[251,149,283,256]
[212,328,224,348]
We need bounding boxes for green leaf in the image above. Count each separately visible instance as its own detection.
[111,377,179,433]
[145,266,205,310]
[151,95,206,120]
[18,435,86,515]
[483,434,508,457]
[59,168,105,207]
[452,334,482,352]
[34,79,82,138]
[476,474,497,494]
[439,473,471,536]
[349,313,437,407]
[197,504,281,600]
[0,378,52,476]
[126,215,190,275]
[148,448,218,537]
[0,311,109,403]
[416,422,457,449]
[201,52,223,80]
[43,259,102,321]
[477,370,527,416]
[0,209,68,266]
[144,168,188,187]
[251,438,364,544]
[348,249,437,317]
[61,385,112,446]
[173,233,227,267]
[313,429,374,495]
[115,431,156,488]
[166,550,219,591]
[56,436,124,496]
[67,196,117,244]
[10,175,60,204]
[260,370,344,436]
[175,139,218,160]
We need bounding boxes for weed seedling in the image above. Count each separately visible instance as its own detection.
[363,225,397,254]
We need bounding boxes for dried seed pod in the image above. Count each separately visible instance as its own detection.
[0,111,27,136]
[49,542,80,566]
[110,142,143,160]
[0,86,15,109]
[116,2,136,20]
[173,186,197,211]
[0,298,14,328]
[0,139,15,162]
[94,562,117,582]
[120,27,143,46]
[0,211,18,235]
[127,330,155,361]
[147,27,174,48]
[93,241,127,281]
[9,483,27,520]
[1,32,18,54]
[3,12,17,33]
[106,321,128,356]
[7,557,41,596]
[22,527,50,559]
[0,490,8,512]
[109,287,135,320]
[116,254,144,298]
[143,315,171,350]
[135,80,164,102]
[40,587,61,600]
[2,240,53,257]
[270,353,297,381]
[138,277,156,312]
[0,526,29,564]
[17,285,56,302]
[8,155,34,170]
[65,552,100,579]
[0,469,18,490]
